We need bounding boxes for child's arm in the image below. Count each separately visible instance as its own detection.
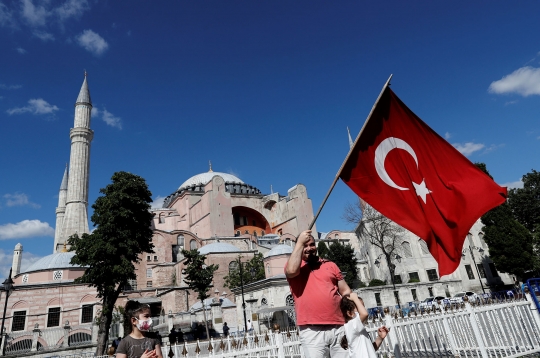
[372,326,389,351]
[349,292,369,322]
[154,344,163,358]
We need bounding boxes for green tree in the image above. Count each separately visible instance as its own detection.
[182,249,219,340]
[508,170,540,233]
[317,241,329,259]
[223,253,265,289]
[68,172,154,356]
[326,241,359,286]
[475,164,539,277]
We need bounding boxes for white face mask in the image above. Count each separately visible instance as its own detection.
[136,317,153,332]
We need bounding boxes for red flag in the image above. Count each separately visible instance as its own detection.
[340,87,507,276]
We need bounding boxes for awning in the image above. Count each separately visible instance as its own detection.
[256,306,294,314]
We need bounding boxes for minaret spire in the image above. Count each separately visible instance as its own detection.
[54,165,69,250]
[57,74,94,252]
[347,127,354,149]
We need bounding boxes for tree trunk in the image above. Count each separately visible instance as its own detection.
[201,299,210,341]
[95,293,119,356]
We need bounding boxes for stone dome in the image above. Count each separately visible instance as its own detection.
[23,252,84,273]
[264,244,293,258]
[198,242,242,255]
[179,172,243,191]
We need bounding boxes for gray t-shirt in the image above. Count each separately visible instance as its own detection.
[116,336,160,358]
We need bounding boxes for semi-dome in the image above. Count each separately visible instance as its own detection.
[178,172,243,191]
[23,252,84,273]
[264,244,293,258]
[198,242,242,255]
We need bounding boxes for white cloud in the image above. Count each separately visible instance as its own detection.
[16,47,27,54]
[0,83,22,90]
[91,106,99,117]
[55,0,89,22]
[444,132,451,140]
[3,193,40,208]
[20,0,49,27]
[33,30,55,41]
[0,220,54,240]
[0,1,15,28]
[77,29,108,56]
[7,98,59,115]
[500,180,524,189]
[151,196,165,209]
[0,249,44,282]
[101,109,122,129]
[452,142,485,156]
[489,66,540,97]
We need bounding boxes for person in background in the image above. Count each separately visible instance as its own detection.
[223,322,230,337]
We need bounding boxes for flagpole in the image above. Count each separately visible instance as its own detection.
[308,74,393,230]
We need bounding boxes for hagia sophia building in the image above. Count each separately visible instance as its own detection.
[3,75,331,337]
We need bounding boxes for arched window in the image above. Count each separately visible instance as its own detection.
[267,264,271,275]
[254,231,258,238]
[261,231,265,236]
[235,230,241,237]
[244,230,249,235]
[401,241,413,258]
[418,239,430,255]
[159,214,165,223]
[278,229,283,236]
[285,294,296,327]
[177,235,184,247]
[190,239,197,250]
[229,261,238,275]
[335,234,339,240]
[363,267,369,281]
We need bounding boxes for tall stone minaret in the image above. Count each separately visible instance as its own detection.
[53,165,69,251]
[12,243,23,277]
[57,74,94,252]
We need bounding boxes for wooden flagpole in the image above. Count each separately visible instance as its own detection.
[308,74,393,230]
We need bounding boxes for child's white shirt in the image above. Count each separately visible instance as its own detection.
[344,312,377,358]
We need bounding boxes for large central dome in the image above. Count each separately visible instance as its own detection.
[178,172,243,190]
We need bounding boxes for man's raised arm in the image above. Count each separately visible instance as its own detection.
[285,230,311,278]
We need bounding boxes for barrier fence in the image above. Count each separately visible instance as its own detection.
[5,292,540,358]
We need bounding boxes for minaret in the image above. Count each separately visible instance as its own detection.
[57,74,94,252]
[12,243,23,277]
[347,127,354,149]
[53,165,68,251]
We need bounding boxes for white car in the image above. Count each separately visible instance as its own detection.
[418,296,446,310]
[449,291,479,304]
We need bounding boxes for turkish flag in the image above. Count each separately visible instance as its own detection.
[340,87,507,276]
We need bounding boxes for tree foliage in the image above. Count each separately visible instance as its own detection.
[368,279,386,287]
[68,171,154,355]
[181,249,219,340]
[223,253,265,289]
[317,241,329,259]
[508,169,540,234]
[326,241,359,285]
[344,200,406,284]
[475,164,539,278]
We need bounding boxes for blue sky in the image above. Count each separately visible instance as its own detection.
[1,1,539,279]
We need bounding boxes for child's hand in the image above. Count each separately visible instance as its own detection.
[141,349,157,358]
[378,326,389,339]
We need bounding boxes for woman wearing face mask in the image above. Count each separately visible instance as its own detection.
[116,301,163,358]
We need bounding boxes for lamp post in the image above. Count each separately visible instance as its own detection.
[374,253,402,309]
[1,268,15,356]
[236,257,256,335]
[464,233,486,294]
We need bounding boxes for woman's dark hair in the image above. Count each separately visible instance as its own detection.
[123,300,151,335]
[340,296,356,322]
[340,335,349,350]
